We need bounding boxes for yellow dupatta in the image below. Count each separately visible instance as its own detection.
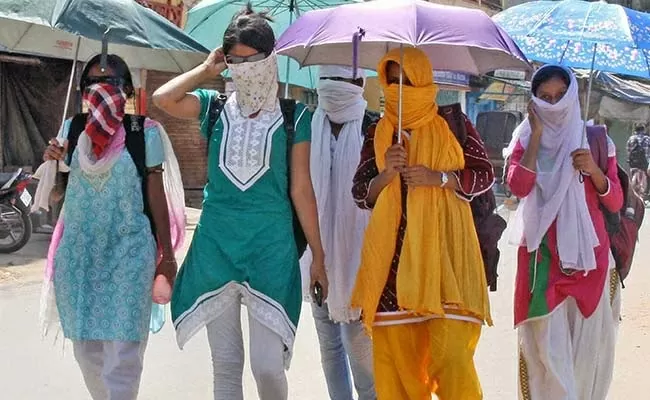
[351,48,491,332]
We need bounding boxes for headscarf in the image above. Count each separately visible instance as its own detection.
[83,83,127,158]
[351,48,490,332]
[299,65,369,323]
[503,65,599,272]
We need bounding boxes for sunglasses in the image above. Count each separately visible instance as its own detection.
[225,53,267,65]
[82,76,126,89]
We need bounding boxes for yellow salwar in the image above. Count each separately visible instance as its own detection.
[373,319,482,400]
[351,48,491,400]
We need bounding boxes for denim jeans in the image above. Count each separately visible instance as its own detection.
[311,302,376,400]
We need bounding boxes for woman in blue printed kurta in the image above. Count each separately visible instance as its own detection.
[41,54,183,400]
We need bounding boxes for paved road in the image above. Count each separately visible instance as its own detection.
[1,208,649,399]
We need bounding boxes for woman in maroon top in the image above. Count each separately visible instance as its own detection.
[352,111,495,315]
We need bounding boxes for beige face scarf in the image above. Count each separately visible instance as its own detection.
[227,52,279,116]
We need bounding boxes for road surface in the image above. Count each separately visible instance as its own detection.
[1,208,649,399]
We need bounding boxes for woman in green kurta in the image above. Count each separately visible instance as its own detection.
[153,5,327,400]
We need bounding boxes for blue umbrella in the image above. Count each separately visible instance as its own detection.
[494,0,650,144]
[493,0,650,78]
[185,0,363,94]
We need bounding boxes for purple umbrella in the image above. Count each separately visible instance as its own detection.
[275,0,531,76]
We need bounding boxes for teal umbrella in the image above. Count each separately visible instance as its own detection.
[185,0,360,93]
[1,0,210,128]
[0,0,209,73]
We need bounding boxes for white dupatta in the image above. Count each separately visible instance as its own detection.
[504,66,599,272]
[300,66,371,323]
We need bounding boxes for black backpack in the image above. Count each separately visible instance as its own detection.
[66,114,156,235]
[205,94,307,257]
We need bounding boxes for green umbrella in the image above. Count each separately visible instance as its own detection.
[185,0,359,94]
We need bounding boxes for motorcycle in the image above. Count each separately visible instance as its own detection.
[0,168,33,253]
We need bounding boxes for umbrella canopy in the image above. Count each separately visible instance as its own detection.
[276,0,531,75]
[0,0,209,73]
[493,0,650,78]
[186,0,359,89]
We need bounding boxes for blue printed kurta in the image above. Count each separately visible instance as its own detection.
[54,119,164,342]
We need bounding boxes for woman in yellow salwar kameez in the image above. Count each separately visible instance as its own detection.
[351,48,492,400]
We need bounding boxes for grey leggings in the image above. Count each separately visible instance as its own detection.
[73,339,148,400]
[206,302,287,400]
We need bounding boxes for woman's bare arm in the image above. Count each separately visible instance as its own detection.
[146,167,176,285]
[152,49,226,120]
[290,142,328,298]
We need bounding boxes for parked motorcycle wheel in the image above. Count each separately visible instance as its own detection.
[0,202,32,254]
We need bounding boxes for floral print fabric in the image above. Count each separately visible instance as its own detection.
[494,0,650,78]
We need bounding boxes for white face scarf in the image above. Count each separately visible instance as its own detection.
[299,76,370,322]
[227,52,279,116]
[504,66,599,272]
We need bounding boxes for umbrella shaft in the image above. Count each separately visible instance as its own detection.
[283,7,295,99]
[61,37,82,127]
[581,43,597,148]
[397,45,404,145]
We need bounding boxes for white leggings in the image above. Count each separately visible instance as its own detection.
[73,340,148,400]
[206,301,287,400]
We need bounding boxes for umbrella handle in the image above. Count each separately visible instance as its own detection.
[100,28,111,72]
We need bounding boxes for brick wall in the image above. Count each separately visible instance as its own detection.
[145,70,224,207]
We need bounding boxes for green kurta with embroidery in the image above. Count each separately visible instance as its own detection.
[171,89,311,364]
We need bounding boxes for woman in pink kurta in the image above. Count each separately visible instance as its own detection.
[504,65,623,400]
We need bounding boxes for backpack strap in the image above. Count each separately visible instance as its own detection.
[280,99,297,150]
[66,113,89,165]
[280,99,297,188]
[205,93,228,156]
[122,115,155,237]
[123,115,148,178]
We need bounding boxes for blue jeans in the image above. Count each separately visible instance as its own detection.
[311,302,376,400]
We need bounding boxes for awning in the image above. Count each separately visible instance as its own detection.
[574,70,650,105]
[478,78,528,101]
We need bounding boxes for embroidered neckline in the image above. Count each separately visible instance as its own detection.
[218,95,283,191]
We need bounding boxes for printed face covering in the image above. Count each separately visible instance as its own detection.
[82,83,127,158]
[227,52,279,116]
